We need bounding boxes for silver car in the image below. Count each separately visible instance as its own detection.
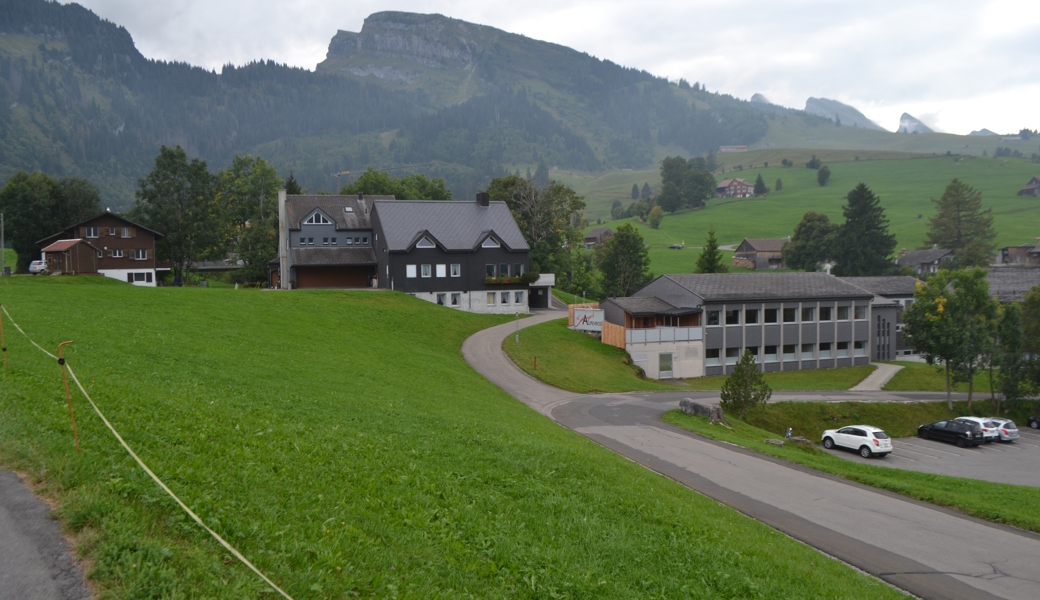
[989,418,1019,442]
[957,416,1000,443]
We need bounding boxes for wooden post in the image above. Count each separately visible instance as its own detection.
[58,341,80,454]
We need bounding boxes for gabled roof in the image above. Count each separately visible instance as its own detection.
[737,238,788,253]
[35,211,163,245]
[285,194,394,230]
[374,200,529,252]
[839,276,921,297]
[41,238,98,252]
[649,273,872,303]
[607,296,700,317]
[716,178,750,188]
[986,266,1040,303]
[584,227,613,239]
[896,248,954,266]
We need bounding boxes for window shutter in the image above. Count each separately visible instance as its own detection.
[131,227,137,238]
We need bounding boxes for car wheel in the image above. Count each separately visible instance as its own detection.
[823,437,835,449]
[919,430,930,440]
[1031,420,1039,429]
[859,446,872,458]
[956,437,966,448]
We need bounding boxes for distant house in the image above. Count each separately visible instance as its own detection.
[895,248,955,276]
[583,227,614,249]
[718,145,748,153]
[1017,177,1040,197]
[714,178,754,198]
[996,240,1040,266]
[986,266,1040,303]
[839,276,921,361]
[732,238,788,270]
[599,273,873,379]
[36,211,165,286]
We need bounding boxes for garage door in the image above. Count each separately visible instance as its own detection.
[296,266,371,288]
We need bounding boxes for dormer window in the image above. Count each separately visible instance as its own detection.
[482,237,501,248]
[416,237,436,249]
[303,212,333,225]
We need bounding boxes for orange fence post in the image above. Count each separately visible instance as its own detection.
[57,341,80,454]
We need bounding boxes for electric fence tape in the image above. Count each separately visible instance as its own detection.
[0,303,294,600]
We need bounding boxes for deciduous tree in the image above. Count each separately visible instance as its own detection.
[216,155,282,283]
[720,350,772,419]
[647,205,663,229]
[924,178,996,268]
[817,165,831,186]
[782,211,837,272]
[487,176,585,275]
[597,223,651,297]
[696,226,729,273]
[831,183,896,276]
[340,167,451,200]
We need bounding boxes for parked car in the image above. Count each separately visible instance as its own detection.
[821,425,892,458]
[1029,416,1040,430]
[988,418,1019,442]
[957,416,1000,443]
[917,419,984,447]
[29,260,48,275]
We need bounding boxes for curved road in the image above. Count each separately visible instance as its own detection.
[463,311,1040,600]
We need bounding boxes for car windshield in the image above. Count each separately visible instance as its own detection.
[872,431,889,439]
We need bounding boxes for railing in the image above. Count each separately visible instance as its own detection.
[626,326,702,344]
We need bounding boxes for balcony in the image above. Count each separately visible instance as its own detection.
[626,326,703,344]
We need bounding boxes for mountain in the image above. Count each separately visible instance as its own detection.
[968,128,998,136]
[896,113,934,134]
[803,98,886,131]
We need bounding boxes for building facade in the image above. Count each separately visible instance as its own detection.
[36,212,164,286]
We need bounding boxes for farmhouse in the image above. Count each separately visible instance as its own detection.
[895,248,954,276]
[1017,176,1040,197]
[996,240,1040,266]
[714,178,754,198]
[732,238,788,270]
[600,273,873,379]
[36,211,165,286]
[276,191,536,313]
[583,227,614,248]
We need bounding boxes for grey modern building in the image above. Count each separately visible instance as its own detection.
[839,276,920,361]
[601,273,874,379]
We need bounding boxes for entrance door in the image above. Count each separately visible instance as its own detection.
[659,352,673,379]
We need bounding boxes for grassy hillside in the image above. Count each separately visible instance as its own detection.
[0,278,904,599]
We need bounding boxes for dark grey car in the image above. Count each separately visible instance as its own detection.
[917,419,984,447]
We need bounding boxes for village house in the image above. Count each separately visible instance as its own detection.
[732,238,788,270]
[36,211,165,286]
[583,227,614,249]
[1017,176,1040,197]
[996,240,1040,266]
[895,248,955,276]
[714,178,754,198]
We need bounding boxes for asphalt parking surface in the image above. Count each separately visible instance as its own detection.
[824,425,1040,487]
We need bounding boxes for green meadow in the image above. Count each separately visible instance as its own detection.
[0,278,906,599]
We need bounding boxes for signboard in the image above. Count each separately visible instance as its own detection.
[573,308,604,332]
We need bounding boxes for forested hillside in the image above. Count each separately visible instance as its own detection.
[0,0,770,208]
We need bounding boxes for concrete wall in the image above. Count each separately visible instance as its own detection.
[627,340,705,379]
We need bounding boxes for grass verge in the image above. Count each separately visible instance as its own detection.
[883,360,995,394]
[663,408,1040,534]
[0,277,906,599]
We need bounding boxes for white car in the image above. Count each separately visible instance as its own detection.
[821,425,892,458]
[29,260,48,275]
[957,416,1000,443]
[988,418,1019,442]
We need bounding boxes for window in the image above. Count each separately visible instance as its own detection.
[500,263,509,277]
[322,237,330,245]
[801,307,815,322]
[362,236,369,245]
[96,250,103,258]
[764,345,778,362]
[854,341,868,356]
[299,237,306,245]
[745,309,759,324]
[416,237,436,249]
[121,227,131,238]
[406,265,417,278]
[436,293,446,305]
[706,310,720,326]
[854,305,867,320]
[820,306,833,321]
[303,212,332,225]
[421,264,432,278]
[725,309,741,325]
[450,293,461,306]
[111,249,123,258]
[501,292,510,304]
[354,237,363,245]
[486,264,496,278]
[515,291,524,304]
[436,264,447,278]
[783,307,797,323]
[133,272,147,282]
[345,237,353,245]
[725,347,741,365]
[307,237,314,245]
[837,306,850,320]
[513,263,523,276]
[801,343,815,360]
[482,237,501,248]
[108,227,116,236]
[764,308,778,323]
[86,227,98,238]
[783,344,796,360]
[706,349,721,366]
[837,341,850,357]
[450,264,461,277]
[134,249,147,260]
[819,342,832,358]
[331,237,338,245]
[486,292,496,306]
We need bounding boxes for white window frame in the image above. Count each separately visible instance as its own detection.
[514,291,524,304]
[706,349,721,367]
[486,292,496,306]
[854,305,867,320]
[86,227,99,238]
[436,264,446,278]
[837,341,850,358]
[450,293,461,306]
[421,264,432,278]
[801,343,815,360]
[303,212,333,225]
[837,306,850,321]
[450,264,461,277]
[111,249,124,258]
[406,265,417,278]
[134,249,147,260]
[121,227,131,238]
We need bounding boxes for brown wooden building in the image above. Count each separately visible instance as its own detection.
[37,212,165,286]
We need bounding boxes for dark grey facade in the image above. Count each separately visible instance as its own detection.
[839,276,920,360]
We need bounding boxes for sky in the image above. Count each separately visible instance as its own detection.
[67,0,1040,136]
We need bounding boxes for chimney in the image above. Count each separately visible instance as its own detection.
[357,192,364,201]
[476,192,489,207]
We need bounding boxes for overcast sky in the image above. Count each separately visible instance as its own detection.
[68,0,1039,136]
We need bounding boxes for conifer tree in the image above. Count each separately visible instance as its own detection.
[925,178,995,268]
[696,226,729,273]
[753,174,768,195]
[831,183,896,276]
[720,350,772,419]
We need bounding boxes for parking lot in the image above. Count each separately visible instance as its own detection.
[825,425,1040,487]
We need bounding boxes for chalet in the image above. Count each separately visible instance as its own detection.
[895,248,954,276]
[583,227,614,249]
[600,273,873,379]
[732,238,788,270]
[36,212,165,286]
[1017,177,1040,197]
[714,178,754,198]
[996,240,1040,266]
[276,191,535,314]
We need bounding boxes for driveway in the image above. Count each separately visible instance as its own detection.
[463,312,1040,600]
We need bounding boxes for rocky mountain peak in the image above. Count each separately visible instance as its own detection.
[896,113,934,134]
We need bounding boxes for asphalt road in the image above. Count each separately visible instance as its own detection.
[0,470,91,600]
[463,311,1040,600]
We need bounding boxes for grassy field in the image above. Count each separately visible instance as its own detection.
[663,408,1040,534]
[883,361,995,394]
[0,277,906,599]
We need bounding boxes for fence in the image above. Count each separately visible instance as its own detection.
[602,321,626,349]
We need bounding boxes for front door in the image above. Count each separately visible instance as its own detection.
[659,352,673,379]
